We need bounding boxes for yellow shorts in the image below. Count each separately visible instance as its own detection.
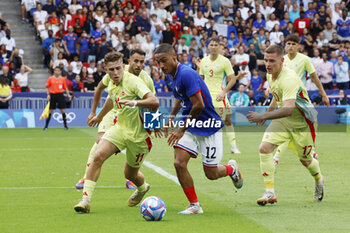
[212,95,232,119]
[98,110,117,133]
[262,119,317,161]
[102,125,152,168]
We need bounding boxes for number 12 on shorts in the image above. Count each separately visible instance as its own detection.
[205,147,216,159]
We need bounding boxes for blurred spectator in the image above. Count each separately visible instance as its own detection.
[42,30,55,68]
[250,69,263,93]
[317,52,334,90]
[0,29,15,58]
[136,11,151,33]
[176,37,189,54]
[181,53,193,69]
[294,11,310,36]
[217,9,233,24]
[176,2,185,18]
[33,3,48,36]
[258,89,272,106]
[311,48,322,70]
[162,22,175,46]
[83,11,97,34]
[238,61,251,87]
[50,38,62,69]
[252,12,266,32]
[79,66,88,82]
[69,0,82,15]
[72,74,84,92]
[0,66,13,87]
[152,68,168,94]
[97,33,112,61]
[63,26,78,61]
[90,21,106,43]
[136,27,147,45]
[289,3,300,24]
[66,65,76,81]
[323,21,336,42]
[329,32,341,52]
[15,65,32,92]
[21,0,37,23]
[150,24,163,46]
[234,46,249,66]
[88,36,98,63]
[334,55,350,90]
[87,61,97,74]
[53,52,68,69]
[141,35,155,62]
[180,7,194,27]
[84,73,96,92]
[336,9,350,41]
[93,63,105,85]
[247,90,257,106]
[333,89,348,105]
[9,48,23,71]
[316,32,329,49]
[266,13,279,32]
[0,76,12,109]
[270,24,283,45]
[71,55,83,75]
[230,84,249,107]
[194,10,208,28]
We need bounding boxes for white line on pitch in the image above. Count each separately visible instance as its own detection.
[0,185,178,190]
[143,160,180,186]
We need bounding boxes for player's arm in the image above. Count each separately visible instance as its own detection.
[309,72,330,106]
[89,81,107,121]
[88,97,113,127]
[247,99,295,124]
[216,72,246,101]
[118,92,159,110]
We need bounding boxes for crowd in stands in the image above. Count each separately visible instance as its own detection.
[1,0,350,106]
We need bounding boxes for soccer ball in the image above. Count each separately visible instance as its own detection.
[140,196,166,221]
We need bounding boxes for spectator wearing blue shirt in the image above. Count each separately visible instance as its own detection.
[88,37,98,63]
[136,11,151,33]
[334,55,350,90]
[230,84,249,107]
[250,69,263,93]
[336,10,350,41]
[78,33,89,62]
[305,2,316,22]
[97,33,112,61]
[181,53,194,70]
[42,30,55,68]
[150,25,163,46]
[280,12,290,36]
[63,26,78,61]
[252,13,266,31]
[152,68,168,94]
[176,2,185,19]
[90,21,106,43]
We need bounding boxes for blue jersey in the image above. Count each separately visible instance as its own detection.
[171,64,223,136]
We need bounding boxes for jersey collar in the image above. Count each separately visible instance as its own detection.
[173,63,181,79]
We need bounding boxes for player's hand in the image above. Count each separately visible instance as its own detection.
[68,95,72,101]
[216,91,225,102]
[87,112,96,124]
[118,100,137,108]
[153,128,163,138]
[322,94,330,106]
[246,111,264,124]
[47,95,50,101]
[88,115,102,127]
[167,128,185,146]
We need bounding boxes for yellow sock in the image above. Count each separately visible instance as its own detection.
[260,153,275,189]
[84,142,98,178]
[274,141,288,158]
[306,158,322,182]
[137,182,146,192]
[83,179,96,200]
[225,125,237,146]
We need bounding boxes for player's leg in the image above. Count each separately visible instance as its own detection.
[74,132,122,213]
[44,97,55,130]
[292,127,324,202]
[125,137,152,206]
[273,141,289,165]
[59,108,68,130]
[200,131,243,188]
[58,94,68,129]
[224,112,241,154]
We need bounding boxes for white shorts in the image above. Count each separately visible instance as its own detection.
[175,131,223,168]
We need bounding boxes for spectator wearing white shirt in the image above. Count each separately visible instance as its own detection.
[237,0,250,21]
[270,24,284,45]
[150,14,165,33]
[220,0,234,14]
[260,0,274,20]
[176,37,189,55]
[21,0,37,23]
[234,46,249,66]
[266,13,279,32]
[150,1,166,22]
[334,55,350,89]
[238,61,251,87]
[316,32,329,49]
[194,10,208,28]
[0,29,16,58]
[109,14,124,32]
[33,3,48,35]
[136,27,147,45]
[311,49,322,70]
[15,65,32,92]
[69,0,82,15]
[70,55,83,75]
[141,35,155,61]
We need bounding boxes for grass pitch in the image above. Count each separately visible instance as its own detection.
[0,127,349,233]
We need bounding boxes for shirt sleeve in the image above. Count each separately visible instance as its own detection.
[101,74,110,86]
[181,70,201,98]
[62,78,67,89]
[199,59,204,76]
[132,77,152,99]
[142,71,156,95]
[46,77,51,88]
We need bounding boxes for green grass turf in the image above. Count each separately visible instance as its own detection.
[0,127,349,233]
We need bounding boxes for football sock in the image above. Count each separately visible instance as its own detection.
[224,164,234,176]
[225,125,237,146]
[84,142,98,178]
[82,179,96,201]
[62,113,67,127]
[266,188,275,193]
[274,141,288,158]
[260,153,275,189]
[183,186,198,204]
[137,182,146,192]
[306,158,322,182]
[45,113,52,128]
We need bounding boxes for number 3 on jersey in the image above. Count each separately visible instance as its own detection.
[209,69,214,77]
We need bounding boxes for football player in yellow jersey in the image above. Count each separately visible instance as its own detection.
[273,34,330,165]
[199,37,245,154]
[74,52,159,213]
[247,45,324,205]
[75,49,156,190]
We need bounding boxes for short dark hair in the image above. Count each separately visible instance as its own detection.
[265,45,284,57]
[285,34,300,43]
[104,52,124,65]
[209,37,220,44]
[154,43,175,54]
[130,48,146,57]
